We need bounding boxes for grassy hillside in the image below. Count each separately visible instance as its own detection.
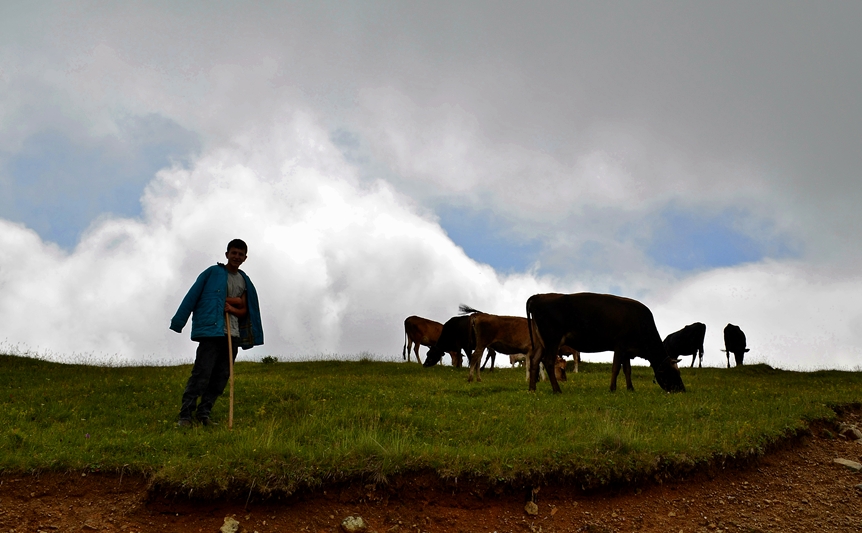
[2,353,860,496]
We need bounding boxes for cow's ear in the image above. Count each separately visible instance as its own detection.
[669,358,681,364]
[745,349,750,352]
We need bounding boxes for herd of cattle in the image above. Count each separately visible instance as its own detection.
[402,292,751,393]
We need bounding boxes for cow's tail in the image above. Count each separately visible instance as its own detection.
[402,328,408,360]
[526,296,538,384]
[458,303,482,315]
[526,295,535,355]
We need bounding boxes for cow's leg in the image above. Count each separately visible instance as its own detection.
[528,345,543,391]
[726,351,731,368]
[698,348,703,369]
[545,353,562,393]
[413,342,422,364]
[622,355,634,391]
[480,349,496,370]
[468,345,486,382]
[610,352,622,392]
[689,355,695,368]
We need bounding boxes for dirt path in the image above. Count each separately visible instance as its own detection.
[2,412,861,533]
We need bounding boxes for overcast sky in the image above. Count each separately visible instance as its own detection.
[1,1,860,370]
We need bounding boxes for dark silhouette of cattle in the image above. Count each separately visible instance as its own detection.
[423,315,475,368]
[402,316,444,363]
[526,292,685,393]
[454,305,580,384]
[465,310,535,383]
[663,322,706,368]
[723,323,749,367]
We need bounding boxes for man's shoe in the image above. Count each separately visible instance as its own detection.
[199,417,218,426]
[177,418,193,428]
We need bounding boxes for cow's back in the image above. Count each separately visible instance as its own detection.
[529,292,662,354]
[405,316,443,345]
[724,324,747,351]
[664,322,706,356]
[471,313,531,354]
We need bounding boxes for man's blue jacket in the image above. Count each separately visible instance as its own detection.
[170,264,264,349]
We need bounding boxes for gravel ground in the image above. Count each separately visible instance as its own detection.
[2,410,861,532]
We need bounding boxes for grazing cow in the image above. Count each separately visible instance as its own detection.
[723,323,749,367]
[663,322,707,368]
[423,315,476,368]
[402,316,444,364]
[461,307,576,384]
[526,292,685,393]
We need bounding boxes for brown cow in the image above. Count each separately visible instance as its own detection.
[402,316,444,364]
[461,306,576,384]
[526,292,685,393]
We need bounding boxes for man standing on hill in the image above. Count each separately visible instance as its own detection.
[170,239,264,427]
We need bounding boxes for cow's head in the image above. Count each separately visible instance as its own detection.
[652,357,685,392]
[422,347,445,367]
[554,356,567,382]
[733,348,749,366]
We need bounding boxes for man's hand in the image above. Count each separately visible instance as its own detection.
[225,295,248,317]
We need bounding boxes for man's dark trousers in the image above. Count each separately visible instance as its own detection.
[180,336,239,421]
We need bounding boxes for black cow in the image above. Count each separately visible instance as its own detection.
[663,322,706,368]
[723,323,749,367]
[526,292,685,393]
[423,315,485,368]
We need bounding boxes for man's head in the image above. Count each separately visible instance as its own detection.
[227,239,247,253]
[225,239,248,273]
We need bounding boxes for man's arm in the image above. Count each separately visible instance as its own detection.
[170,267,213,332]
[225,293,248,318]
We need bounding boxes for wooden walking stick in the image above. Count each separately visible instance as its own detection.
[225,312,235,430]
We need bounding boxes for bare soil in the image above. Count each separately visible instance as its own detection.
[2,410,861,533]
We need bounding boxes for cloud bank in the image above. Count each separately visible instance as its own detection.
[0,112,564,364]
[0,110,859,371]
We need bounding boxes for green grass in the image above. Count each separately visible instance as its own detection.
[1,353,860,496]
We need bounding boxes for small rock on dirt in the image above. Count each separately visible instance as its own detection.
[220,516,241,533]
[525,501,539,515]
[833,458,862,472]
[839,424,862,440]
[341,515,368,532]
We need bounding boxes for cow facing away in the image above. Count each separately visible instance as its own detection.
[526,292,685,393]
[663,322,706,368]
[402,316,444,364]
[423,315,476,368]
[723,323,749,367]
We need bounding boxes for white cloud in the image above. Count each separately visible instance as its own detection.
[0,111,859,372]
[0,113,564,364]
[650,262,862,370]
